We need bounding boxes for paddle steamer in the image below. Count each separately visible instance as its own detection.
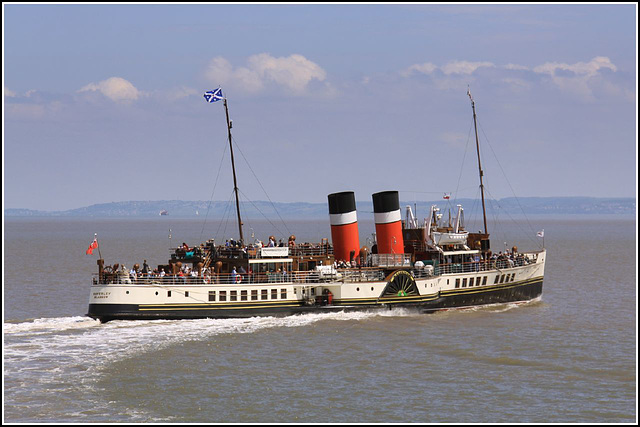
[87,89,545,322]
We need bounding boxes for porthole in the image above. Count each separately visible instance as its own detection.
[371,287,374,291]
[356,287,360,292]
[126,291,130,294]
[155,291,158,295]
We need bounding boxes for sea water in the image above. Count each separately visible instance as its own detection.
[3,217,637,422]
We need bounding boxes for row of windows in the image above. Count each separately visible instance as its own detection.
[208,288,287,302]
[455,276,488,289]
[494,273,517,285]
[454,272,517,289]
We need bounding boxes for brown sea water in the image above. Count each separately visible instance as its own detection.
[3,217,637,422]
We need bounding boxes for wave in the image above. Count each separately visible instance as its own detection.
[4,301,536,383]
[435,295,544,314]
[4,316,102,335]
[4,308,413,372]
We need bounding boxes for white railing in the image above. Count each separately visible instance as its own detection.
[94,268,383,286]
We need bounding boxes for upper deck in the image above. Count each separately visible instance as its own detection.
[93,249,545,286]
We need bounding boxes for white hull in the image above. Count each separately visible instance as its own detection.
[88,250,545,321]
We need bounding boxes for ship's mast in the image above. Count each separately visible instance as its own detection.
[468,88,488,235]
[223,98,244,244]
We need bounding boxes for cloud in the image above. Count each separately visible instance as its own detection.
[402,60,495,77]
[532,56,620,99]
[5,87,17,97]
[504,63,529,71]
[532,56,617,77]
[402,62,438,77]
[78,77,141,102]
[441,61,495,75]
[205,53,328,95]
[399,56,627,101]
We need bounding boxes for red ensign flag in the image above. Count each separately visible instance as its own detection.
[86,238,98,255]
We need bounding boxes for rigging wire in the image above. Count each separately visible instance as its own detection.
[477,120,541,247]
[214,188,237,243]
[484,185,540,249]
[237,188,288,238]
[230,135,292,236]
[199,139,229,242]
[452,119,475,207]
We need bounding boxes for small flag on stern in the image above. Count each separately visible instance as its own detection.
[203,87,224,103]
[86,235,98,255]
[537,230,545,238]
[443,193,450,200]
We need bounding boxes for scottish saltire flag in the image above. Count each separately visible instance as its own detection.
[204,88,224,103]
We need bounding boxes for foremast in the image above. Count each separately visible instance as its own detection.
[205,88,244,245]
[223,97,244,244]
[468,87,488,236]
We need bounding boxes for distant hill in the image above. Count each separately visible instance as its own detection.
[4,197,636,218]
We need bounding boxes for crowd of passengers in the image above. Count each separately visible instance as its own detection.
[181,236,332,260]
[438,249,532,274]
[100,239,534,285]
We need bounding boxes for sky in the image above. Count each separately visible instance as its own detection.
[3,3,637,212]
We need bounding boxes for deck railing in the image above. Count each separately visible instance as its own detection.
[92,253,539,285]
[435,254,535,275]
[93,266,389,286]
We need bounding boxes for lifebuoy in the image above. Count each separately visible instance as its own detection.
[203,275,210,284]
[236,274,243,284]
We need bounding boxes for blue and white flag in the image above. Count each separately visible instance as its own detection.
[203,87,224,103]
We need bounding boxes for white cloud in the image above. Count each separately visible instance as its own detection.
[399,56,626,101]
[532,56,619,99]
[504,63,529,71]
[402,62,438,77]
[5,87,17,97]
[533,56,617,77]
[441,60,495,75]
[402,60,495,77]
[78,77,141,102]
[205,53,327,95]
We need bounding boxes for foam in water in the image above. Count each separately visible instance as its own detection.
[4,309,413,374]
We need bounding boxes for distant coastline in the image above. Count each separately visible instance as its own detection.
[4,197,635,218]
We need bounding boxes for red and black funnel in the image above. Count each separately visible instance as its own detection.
[328,191,360,263]
[372,191,404,254]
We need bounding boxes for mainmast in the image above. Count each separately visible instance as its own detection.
[223,98,244,244]
[467,88,488,235]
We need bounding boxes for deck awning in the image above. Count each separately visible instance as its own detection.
[441,250,480,256]
[249,258,293,264]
